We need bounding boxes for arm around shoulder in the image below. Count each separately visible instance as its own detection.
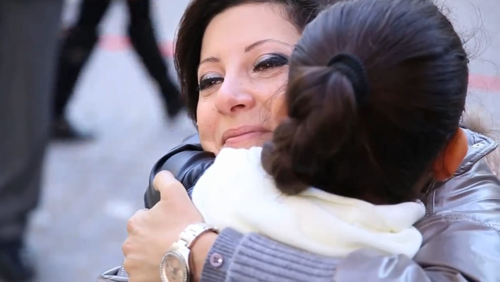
[201,228,339,282]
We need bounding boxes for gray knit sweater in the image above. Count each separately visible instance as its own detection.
[202,228,338,282]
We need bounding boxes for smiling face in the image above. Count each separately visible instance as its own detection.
[195,3,301,154]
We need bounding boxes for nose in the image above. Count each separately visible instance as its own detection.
[214,75,256,116]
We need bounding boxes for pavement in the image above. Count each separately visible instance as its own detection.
[25,0,499,281]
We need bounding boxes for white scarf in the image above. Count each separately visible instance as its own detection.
[192,147,425,258]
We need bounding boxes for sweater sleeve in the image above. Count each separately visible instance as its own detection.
[201,228,338,282]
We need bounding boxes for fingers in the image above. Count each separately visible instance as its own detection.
[153,171,174,192]
[153,171,188,201]
[126,209,148,234]
[153,170,178,193]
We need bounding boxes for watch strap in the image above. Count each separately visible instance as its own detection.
[179,223,219,249]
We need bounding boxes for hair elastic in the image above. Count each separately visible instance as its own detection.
[327,53,370,105]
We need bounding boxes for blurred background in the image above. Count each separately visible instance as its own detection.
[27,0,195,280]
[0,0,498,281]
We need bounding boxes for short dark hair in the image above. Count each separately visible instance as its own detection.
[174,0,323,121]
[261,0,469,204]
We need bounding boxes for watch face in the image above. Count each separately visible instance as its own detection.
[162,251,188,282]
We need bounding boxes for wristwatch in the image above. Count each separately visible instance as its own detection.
[160,223,219,282]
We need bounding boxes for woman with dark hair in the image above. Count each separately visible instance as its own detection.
[189,0,473,259]
[100,0,500,281]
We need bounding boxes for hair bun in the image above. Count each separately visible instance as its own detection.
[261,122,309,195]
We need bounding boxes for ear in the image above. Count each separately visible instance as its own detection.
[432,128,468,181]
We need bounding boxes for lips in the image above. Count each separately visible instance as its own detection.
[222,126,271,147]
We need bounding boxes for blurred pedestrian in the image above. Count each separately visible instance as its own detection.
[0,0,63,280]
[53,0,183,140]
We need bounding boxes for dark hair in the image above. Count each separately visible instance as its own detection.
[174,0,323,121]
[261,0,469,204]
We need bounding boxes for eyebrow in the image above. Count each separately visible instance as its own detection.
[244,38,294,52]
[199,56,220,67]
[198,39,294,68]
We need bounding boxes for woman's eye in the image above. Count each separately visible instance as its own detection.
[253,53,289,72]
[198,75,223,91]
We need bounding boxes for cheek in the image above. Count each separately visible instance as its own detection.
[196,101,219,154]
[257,74,288,131]
[270,93,288,130]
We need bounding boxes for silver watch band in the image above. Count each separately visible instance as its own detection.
[178,223,219,249]
[160,223,219,282]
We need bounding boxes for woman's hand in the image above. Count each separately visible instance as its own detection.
[122,171,210,282]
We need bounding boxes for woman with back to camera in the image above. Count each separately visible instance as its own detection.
[100,0,500,281]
